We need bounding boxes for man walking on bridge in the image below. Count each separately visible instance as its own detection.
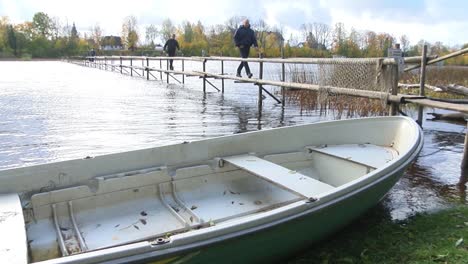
[164,34,180,70]
[234,19,258,78]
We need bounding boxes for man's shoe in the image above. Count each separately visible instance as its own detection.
[170,66,174,70]
[236,73,242,77]
[247,73,253,78]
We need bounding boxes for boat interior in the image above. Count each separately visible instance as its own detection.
[3,143,398,263]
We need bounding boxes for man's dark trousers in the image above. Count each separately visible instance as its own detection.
[237,46,251,75]
[168,51,175,70]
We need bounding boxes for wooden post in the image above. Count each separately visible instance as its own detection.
[166,59,169,83]
[420,45,428,97]
[417,44,428,125]
[203,59,207,93]
[142,58,145,77]
[120,57,123,74]
[159,59,163,80]
[221,60,225,93]
[389,64,399,116]
[104,57,107,71]
[258,53,264,111]
[182,60,185,84]
[146,58,149,80]
[281,48,285,107]
[130,58,133,76]
[462,122,468,171]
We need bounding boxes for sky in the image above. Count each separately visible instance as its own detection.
[0,0,467,46]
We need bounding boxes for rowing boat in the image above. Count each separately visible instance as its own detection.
[0,116,423,263]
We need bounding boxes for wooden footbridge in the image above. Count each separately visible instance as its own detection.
[68,46,468,169]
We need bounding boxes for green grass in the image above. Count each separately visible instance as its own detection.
[289,206,468,264]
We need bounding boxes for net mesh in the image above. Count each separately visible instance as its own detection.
[268,58,397,118]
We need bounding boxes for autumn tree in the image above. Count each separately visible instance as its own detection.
[182,21,193,43]
[332,22,347,54]
[6,25,17,55]
[0,16,9,52]
[32,12,52,38]
[121,16,139,50]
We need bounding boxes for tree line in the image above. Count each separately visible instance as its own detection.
[0,12,466,65]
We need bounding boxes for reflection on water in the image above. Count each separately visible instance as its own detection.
[0,61,466,221]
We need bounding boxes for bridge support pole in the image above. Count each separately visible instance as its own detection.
[281,48,285,107]
[130,59,133,77]
[203,59,207,93]
[221,60,225,93]
[146,58,150,80]
[417,44,428,126]
[258,54,264,113]
[182,60,185,84]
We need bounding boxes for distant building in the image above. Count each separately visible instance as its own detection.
[154,44,163,52]
[296,42,306,48]
[101,36,123,51]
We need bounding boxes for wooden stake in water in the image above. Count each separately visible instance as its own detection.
[221,60,225,93]
[130,59,133,77]
[258,53,264,112]
[159,59,163,80]
[182,60,185,84]
[462,122,468,172]
[146,58,149,80]
[281,48,285,107]
[203,59,207,93]
[417,44,428,126]
[166,59,169,84]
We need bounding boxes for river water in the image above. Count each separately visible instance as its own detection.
[0,61,466,223]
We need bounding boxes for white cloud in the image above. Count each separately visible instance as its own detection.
[0,0,466,46]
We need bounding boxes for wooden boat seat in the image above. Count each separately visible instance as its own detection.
[0,193,27,264]
[222,155,334,198]
[306,144,397,169]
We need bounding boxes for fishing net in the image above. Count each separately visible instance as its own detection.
[271,58,398,118]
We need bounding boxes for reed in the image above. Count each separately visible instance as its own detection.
[400,66,468,87]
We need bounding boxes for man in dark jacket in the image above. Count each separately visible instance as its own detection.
[163,34,180,70]
[234,19,258,78]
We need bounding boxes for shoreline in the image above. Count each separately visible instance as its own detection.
[0,58,62,61]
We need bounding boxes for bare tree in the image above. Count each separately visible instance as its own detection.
[254,19,270,52]
[161,18,175,43]
[225,16,247,33]
[90,24,102,49]
[50,16,61,40]
[145,24,158,46]
[399,34,410,54]
[302,22,332,50]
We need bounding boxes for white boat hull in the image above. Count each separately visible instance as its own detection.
[0,116,423,263]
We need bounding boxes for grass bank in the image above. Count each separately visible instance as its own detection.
[289,206,468,264]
